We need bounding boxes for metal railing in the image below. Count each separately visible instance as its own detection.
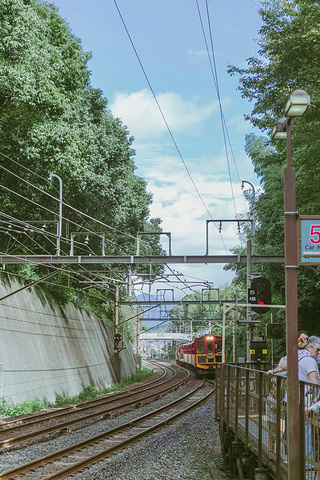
[215,364,320,480]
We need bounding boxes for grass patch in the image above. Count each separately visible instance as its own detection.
[212,454,230,480]
[0,366,154,418]
[0,397,52,418]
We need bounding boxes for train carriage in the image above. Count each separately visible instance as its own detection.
[176,334,222,375]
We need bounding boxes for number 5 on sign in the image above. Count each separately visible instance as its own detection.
[299,216,320,264]
[310,225,320,244]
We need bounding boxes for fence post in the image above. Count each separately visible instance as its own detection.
[275,375,281,478]
[234,367,239,442]
[245,368,250,453]
[215,365,219,421]
[299,382,306,480]
[258,371,263,468]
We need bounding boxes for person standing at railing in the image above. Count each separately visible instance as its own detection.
[266,331,314,462]
[267,330,309,375]
[298,336,320,384]
[298,336,320,477]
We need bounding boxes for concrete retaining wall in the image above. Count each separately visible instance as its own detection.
[0,275,136,403]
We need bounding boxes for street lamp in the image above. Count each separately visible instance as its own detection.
[271,89,310,480]
[49,173,63,256]
[241,180,256,361]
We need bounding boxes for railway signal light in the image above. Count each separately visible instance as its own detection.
[114,332,122,349]
[249,277,271,314]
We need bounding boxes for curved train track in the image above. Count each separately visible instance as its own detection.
[0,377,214,480]
[0,362,189,451]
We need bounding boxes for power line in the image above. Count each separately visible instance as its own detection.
[113,0,214,222]
[196,0,238,217]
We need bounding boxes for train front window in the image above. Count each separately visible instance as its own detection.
[197,341,206,354]
[207,340,214,353]
[215,340,222,353]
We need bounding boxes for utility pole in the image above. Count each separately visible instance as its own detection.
[242,181,256,362]
[271,89,310,480]
[232,308,236,363]
[111,282,123,381]
[115,283,119,335]
[135,306,141,369]
[246,239,252,362]
[127,264,132,297]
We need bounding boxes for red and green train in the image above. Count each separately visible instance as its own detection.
[176,334,222,375]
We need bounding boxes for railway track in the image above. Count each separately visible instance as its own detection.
[0,362,189,451]
[0,360,165,432]
[0,378,214,480]
[0,361,166,431]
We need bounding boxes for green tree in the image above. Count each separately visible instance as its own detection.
[227,0,320,334]
[0,0,164,323]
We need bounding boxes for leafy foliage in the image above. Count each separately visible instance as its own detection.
[0,0,164,324]
[227,0,320,336]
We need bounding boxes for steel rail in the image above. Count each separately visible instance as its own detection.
[0,365,190,450]
[0,380,213,480]
[0,362,170,434]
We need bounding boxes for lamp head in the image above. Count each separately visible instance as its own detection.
[271,117,287,140]
[284,89,310,117]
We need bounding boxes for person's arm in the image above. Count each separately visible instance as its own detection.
[267,364,286,374]
[307,371,319,383]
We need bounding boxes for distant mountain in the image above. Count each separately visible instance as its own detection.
[136,293,173,330]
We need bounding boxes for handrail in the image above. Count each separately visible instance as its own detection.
[216,364,320,480]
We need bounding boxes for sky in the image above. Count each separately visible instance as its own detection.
[51,0,264,299]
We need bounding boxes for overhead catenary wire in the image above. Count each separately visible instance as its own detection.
[0,183,152,260]
[0,192,201,296]
[0,157,209,296]
[0,156,195,291]
[0,233,120,297]
[0,191,202,299]
[0,191,200,299]
[112,0,230,257]
[0,215,124,298]
[196,0,238,217]
[0,158,149,248]
[0,155,156,265]
[0,211,97,257]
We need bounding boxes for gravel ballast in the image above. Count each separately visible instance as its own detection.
[0,383,221,480]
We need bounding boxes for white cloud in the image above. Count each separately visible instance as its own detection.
[111,89,218,139]
[146,164,249,255]
[188,48,208,58]
[110,89,258,289]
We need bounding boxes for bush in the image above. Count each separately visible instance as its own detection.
[0,397,51,418]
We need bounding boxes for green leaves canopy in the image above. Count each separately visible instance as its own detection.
[227,0,320,333]
[0,0,164,318]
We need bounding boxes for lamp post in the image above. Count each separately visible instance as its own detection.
[49,173,63,256]
[271,89,310,480]
[241,180,256,361]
